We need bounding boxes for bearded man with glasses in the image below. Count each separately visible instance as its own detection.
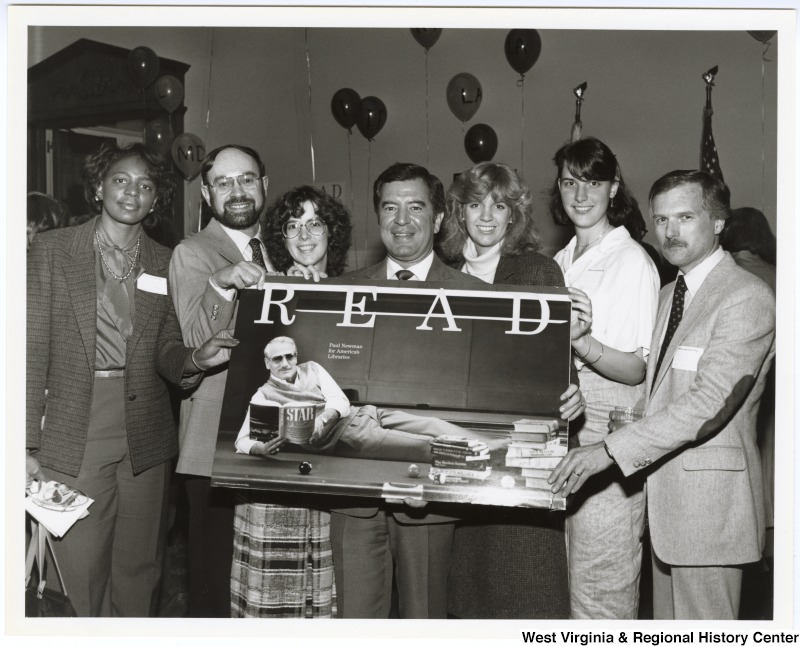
[168,144,277,617]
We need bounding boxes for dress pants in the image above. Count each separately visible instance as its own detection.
[651,550,743,619]
[41,375,170,617]
[330,510,454,618]
[182,475,235,617]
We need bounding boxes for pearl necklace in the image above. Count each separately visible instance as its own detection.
[95,230,141,282]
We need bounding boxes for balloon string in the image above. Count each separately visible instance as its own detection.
[365,141,372,268]
[425,49,430,168]
[204,29,216,149]
[520,76,525,177]
[761,44,766,215]
[348,131,358,268]
[305,28,316,183]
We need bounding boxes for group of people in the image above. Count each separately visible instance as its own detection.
[26,134,776,621]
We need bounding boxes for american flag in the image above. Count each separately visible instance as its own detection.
[700,105,724,181]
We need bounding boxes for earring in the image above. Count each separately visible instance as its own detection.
[610,196,615,208]
[94,194,102,202]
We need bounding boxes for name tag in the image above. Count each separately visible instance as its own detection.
[137,273,168,295]
[672,345,703,371]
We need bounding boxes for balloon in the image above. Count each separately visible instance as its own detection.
[331,88,361,131]
[127,46,160,89]
[143,119,174,156]
[446,73,483,122]
[410,28,442,51]
[171,132,206,180]
[356,96,387,141]
[504,29,542,76]
[748,31,777,44]
[155,75,184,113]
[464,124,498,164]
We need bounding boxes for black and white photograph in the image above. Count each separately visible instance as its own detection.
[7,1,796,643]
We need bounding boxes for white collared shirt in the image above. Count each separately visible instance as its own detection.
[554,226,660,364]
[209,222,268,300]
[386,252,435,281]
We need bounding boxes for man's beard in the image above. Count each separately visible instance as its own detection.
[217,196,261,230]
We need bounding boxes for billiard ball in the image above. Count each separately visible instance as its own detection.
[407,464,420,478]
[298,461,313,475]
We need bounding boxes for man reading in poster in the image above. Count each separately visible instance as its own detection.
[235,336,506,461]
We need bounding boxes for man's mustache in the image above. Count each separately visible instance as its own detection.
[226,196,255,206]
[663,239,686,249]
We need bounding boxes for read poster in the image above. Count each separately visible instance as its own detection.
[211,276,573,510]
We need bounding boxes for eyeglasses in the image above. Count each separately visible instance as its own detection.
[266,352,297,364]
[282,219,327,239]
[208,173,261,193]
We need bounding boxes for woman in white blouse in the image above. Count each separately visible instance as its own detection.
[549,137,660,619]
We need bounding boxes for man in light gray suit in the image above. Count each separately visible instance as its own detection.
[550,170,776,619]
[169,144,272,616]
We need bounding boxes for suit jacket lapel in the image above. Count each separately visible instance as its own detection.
[649,254,732,396]
[64,219,100,372]
[494,255,515,283]
[206,218,247,265]
[127,234,166,359]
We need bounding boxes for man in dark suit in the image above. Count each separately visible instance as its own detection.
[330,162,484,618]
[549,170,776,619]
[168,144,273,616]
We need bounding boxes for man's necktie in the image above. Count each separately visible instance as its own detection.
[249,238,268,270]
[653,275,688,385]
[395,269,415,280]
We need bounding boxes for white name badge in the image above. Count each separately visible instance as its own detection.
[137,273,168,295]
[672,345,704,372]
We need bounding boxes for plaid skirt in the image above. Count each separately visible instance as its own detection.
[231,493,335,618]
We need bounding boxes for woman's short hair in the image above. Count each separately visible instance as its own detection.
[438,162,540,264]
[82,142,176,232]
[263,185,353,277]
[720,206,776,265]
[547,137,641,233]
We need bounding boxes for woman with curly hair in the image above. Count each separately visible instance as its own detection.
[230,186,353,619]
[26,141,231,616]
[263,185,352,279]
[440,161,584,619]
[548,137,659,619]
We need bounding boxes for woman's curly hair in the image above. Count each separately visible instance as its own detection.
[263,185,353,277]
[437,161,540,265]
[82,142,176,232]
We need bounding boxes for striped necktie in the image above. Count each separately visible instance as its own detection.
[249,238,267,270]
[395,269,415,280]
[653,275,688,387]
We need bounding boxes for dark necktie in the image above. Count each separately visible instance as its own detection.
[395,269,415,280]
[653,275,688,385]
[249,238,267,270]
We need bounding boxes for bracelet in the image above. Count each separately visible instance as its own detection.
[190,348,204,372]
[574,337,594,360]
[585,341,605,365]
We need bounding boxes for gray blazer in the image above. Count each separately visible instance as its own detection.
[169,218,242,476]
[606,252,776,566]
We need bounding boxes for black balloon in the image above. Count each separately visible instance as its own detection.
[410,28,443,51]
[143,118,173,156]
[464,124,498,163]
[748,31,777,44]
[356,96,387,141]
[127,46,160,89]
[331,88,361,131]
[504,29,542,76]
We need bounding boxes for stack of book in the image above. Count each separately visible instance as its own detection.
[428,435,492,483]
[504,418,565,490]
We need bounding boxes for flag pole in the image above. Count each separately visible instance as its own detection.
[700,65,724,181]
[570,81,587,143]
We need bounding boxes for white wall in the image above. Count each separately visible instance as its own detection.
[30,25,778,266]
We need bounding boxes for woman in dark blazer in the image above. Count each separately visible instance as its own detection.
[26,142,231,617]
[437,161,583,619]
